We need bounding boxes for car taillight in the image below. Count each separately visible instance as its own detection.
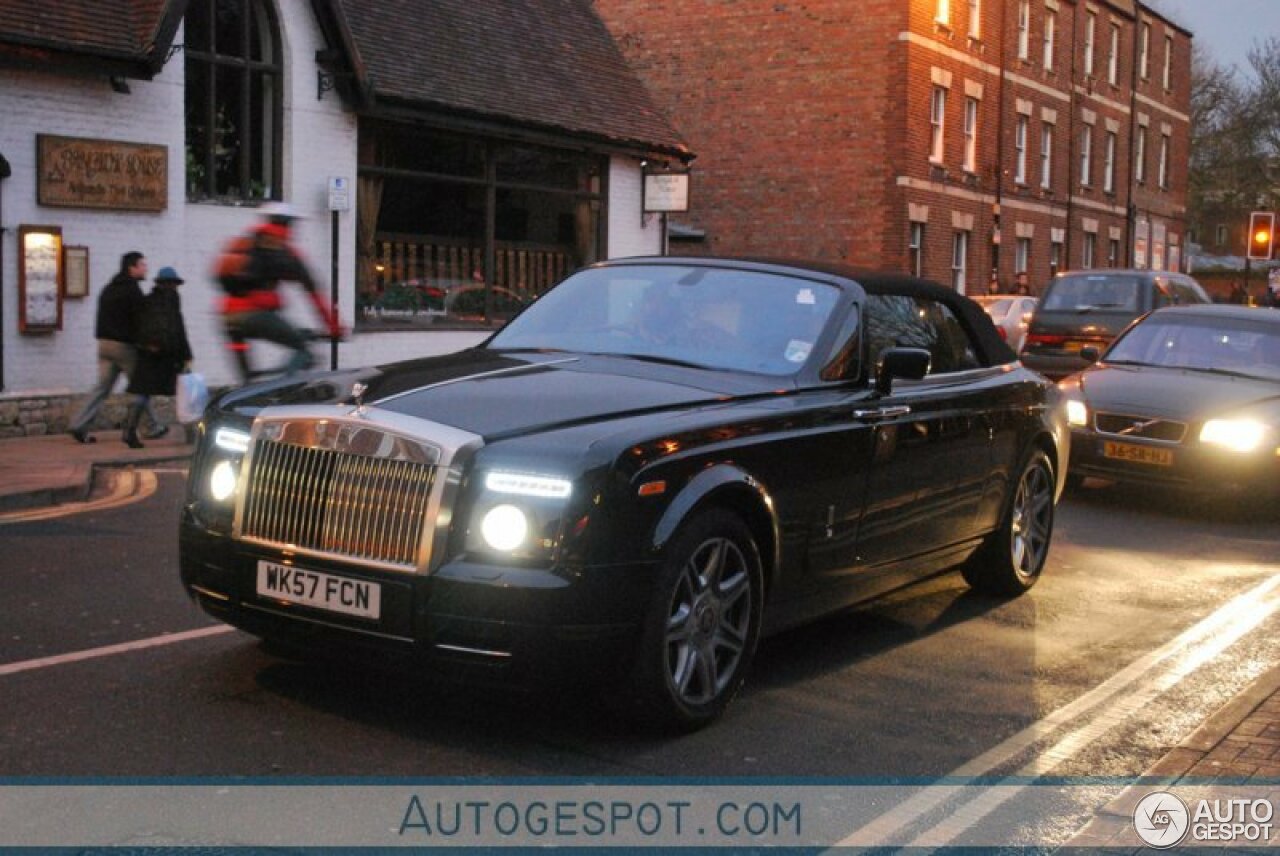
[1025,333,1067,347]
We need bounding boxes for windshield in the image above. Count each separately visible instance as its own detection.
[1106,314,1280,382]
[488,264,841,376]
[1043,274,1143,312]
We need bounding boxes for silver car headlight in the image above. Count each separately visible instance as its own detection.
[466,470,574,559]
[207,426,252,504]
[1199,419,1269,454]
[1066,399,1089,428]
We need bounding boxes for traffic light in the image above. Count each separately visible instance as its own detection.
[1248,211,1275,260]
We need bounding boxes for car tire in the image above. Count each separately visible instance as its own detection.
[961,449,1055,596]
[622,508,764,732]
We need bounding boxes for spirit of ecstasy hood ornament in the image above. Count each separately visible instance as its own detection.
[350,381,369,416]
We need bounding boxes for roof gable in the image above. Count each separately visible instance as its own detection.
[330,0,688,158]
[0,0,183,75]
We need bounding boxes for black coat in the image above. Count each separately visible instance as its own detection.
[128,285,192,396]
[95,272,145,343]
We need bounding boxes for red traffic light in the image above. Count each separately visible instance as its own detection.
[1248,211,1275,260]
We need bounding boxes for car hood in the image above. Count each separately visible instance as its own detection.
[216,348,783,439]
[1077,364,1280,419]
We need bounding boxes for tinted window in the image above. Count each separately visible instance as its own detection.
[1043,274,1143,311]
[865,295,982,375]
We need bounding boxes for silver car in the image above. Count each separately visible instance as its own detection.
[973,295,1038,353]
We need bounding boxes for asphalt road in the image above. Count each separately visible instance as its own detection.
[2,468,1279,796]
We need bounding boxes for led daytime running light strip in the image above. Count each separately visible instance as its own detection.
[485,472,572,498]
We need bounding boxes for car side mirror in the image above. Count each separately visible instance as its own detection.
[875,347,931,395]
[1080,345,1101,364]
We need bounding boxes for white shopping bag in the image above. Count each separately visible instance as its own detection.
[175,372,209,424]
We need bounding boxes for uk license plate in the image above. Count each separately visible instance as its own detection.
[1103,440,1173,467]
[256,560,381,619]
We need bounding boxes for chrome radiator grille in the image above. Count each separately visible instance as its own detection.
[1094,412,1188,443]
[240,439,436,568]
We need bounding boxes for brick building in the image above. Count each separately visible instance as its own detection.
[593,0,1191,295]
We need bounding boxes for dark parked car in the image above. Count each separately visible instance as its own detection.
[1021,269,1210,379]
[179,257,1069,729]
[1060,304,1280,493]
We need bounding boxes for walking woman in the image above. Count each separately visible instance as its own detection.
[124,267,192,448]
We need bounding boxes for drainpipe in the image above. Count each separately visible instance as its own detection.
[0,152,11,392]
[993,0,1009,282]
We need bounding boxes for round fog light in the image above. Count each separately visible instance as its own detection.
[481,504,528,552]
[209,460,238,502]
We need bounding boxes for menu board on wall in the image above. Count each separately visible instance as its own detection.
[37,134,168,212]
[19,225,64,333]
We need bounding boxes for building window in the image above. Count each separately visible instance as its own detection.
[184,0,283,201]
[936,0,950,25]
[909,222,925,277]
[1015,116,1028,184]
[968,0,981,39]
[1083,232,1096,268]
[1215,224,1227,246]
[1050,240,1063,276]
[1139,21,1151,79]
[1084,12,1096,75]
[1043,9,1056,71]
[1108,238,1120,267]
[1108,23,1120,85]
[1103,131,1117,193]
[1163,35,1173,90]
[930,86,947,163]
[1079,126,1093,187]
[1135,127,1147,183]
[1016,237,1031,276]
[1158,133,1170,188]
[1017,0,1031,60]
[963,97,978,173]
[1040,123,1053,189]
[953,230,969,292]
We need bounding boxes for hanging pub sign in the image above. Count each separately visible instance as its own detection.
[643,169,691,213]
[37,134,168,212]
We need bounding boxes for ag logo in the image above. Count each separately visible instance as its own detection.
[1134,791,1190,849]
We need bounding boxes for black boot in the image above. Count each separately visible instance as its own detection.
[123,402,145,449]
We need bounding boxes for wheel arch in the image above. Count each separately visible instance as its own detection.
[651,464,781,596]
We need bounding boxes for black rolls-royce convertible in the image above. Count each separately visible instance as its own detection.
[180,257,1069,729]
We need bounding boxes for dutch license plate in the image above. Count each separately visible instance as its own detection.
[1103,440,1173,467]
[256,560,381,619]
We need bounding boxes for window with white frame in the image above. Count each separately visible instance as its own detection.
[1158,133,1170,188]
[1080,125,1093,186]
[1050,241,1063,275]
[1135,126,1147,183]
[1016,237,1031,276]
[1108,238,1120,266]
[1139,21,1151,79]
[1215,224,1227,246]
[963,97,978,173]
[1108,23,1120,85]
[930,86,947,163]
[1163,35,1173,89]
[1084,12,1096,75]
[1015,116,1028,183]
[1083,232,1096,267]
[1040,123,1053,189]
[936,0,951,25]
[1017,0,1030,60]
[968,0,981,39]
[1043,9,1056,71]
[1103,131,1117,193]
[909,222,925,277]
[953,231,969,292]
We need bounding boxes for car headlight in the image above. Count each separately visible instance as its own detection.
[1066,399,1089,427]
[209,460,239,502]
[206,426,252,505]
[466,470,574,560]
[1200,419,1268,453]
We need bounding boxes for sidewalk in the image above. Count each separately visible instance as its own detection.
[0,426,194,512]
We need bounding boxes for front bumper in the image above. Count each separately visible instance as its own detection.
[1069,430,1280,494]
[179,510,654,687]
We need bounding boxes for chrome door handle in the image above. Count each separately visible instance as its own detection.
[852,405,912,420]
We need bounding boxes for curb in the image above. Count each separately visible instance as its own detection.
[0,452,194,514]
[1060,664,1280,850]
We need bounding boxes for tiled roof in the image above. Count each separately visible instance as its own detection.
[333,0,688,157]
[0,0,173,61]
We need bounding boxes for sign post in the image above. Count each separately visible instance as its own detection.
[642,169,691,257]
[327,177,351,370]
